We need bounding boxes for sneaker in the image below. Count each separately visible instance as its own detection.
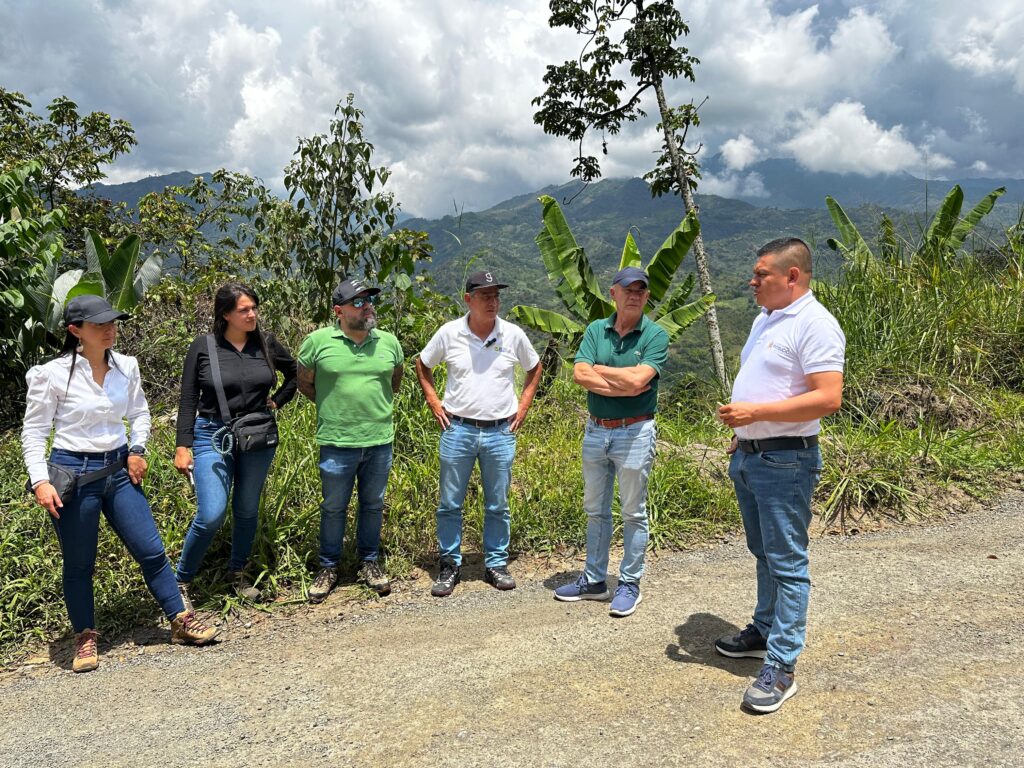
[431,560,460,597]
[742,664,799,713]
[483,565,516,591]
[608,581,642,617]
[170,611,219,645]
[229,570,262,602]
[72,629,99,673]
[177,581,194,614]
[715,623,768,659]
[357,560,392,596]
[309,567,338,603]
[553,573,611,602]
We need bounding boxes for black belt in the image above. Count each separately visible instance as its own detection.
[445,412,511,428]
[737,435,818,453]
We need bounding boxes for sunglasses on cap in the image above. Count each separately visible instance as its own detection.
[348,295,379,308]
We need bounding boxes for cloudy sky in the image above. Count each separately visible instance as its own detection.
[1,0,1021,217]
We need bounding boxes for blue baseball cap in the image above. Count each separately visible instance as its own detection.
[612,267,649,288]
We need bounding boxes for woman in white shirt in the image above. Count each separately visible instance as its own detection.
[22,295,218,673]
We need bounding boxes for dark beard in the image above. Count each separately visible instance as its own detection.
[351,315,377,331]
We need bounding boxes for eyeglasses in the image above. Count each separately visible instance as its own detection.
[348,295,379,308]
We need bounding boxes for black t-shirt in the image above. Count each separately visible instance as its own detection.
[175,333,297,447]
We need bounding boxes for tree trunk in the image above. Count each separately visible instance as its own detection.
[653,80,731,391]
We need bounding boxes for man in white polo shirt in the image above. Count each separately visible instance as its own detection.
[716,237,845,714]
[415,271,542,597]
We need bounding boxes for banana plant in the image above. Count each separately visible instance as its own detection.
[509,194,715,379]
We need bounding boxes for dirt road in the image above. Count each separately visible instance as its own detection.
[2,494,1022,767]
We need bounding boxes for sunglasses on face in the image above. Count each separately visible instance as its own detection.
[348,295,379,308]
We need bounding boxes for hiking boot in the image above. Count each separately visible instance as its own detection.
[357,560,392,596]
[177,581,194,614]
[72,629,99,673]
[483,565,516,591]
[431,560,460,597]
[715,623,768,659]
[309,567,338,603]
[170,611,219,645]
[743,664,798,713]
[229,570,262,602]
[553,573,611,602]
[608,581,642,617]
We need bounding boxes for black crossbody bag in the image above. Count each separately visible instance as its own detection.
[26,457,127,500]
[206,334,279,453]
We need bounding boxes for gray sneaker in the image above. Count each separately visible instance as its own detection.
[177,581,194,613]
[357,560,392,596]
[308,567,338,603]
[229,570,262,602]
[742,664,798,713]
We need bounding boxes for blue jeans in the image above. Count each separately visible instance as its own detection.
[48,447,185,632]
[318,443,393,568]
[436,420,516,568]
[175,418,277,582]
[728,446,823,672]
[582,419,656,585]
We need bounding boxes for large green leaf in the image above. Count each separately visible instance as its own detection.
[948,187,1006,251]
[654,293,716,341]
[645,211,699,304]
[923,185,964,248]
[133,252,164,301]
[507,305,584,339]
[106,234,143,310]
[83,228,106,277]
[45,269,84,334]
[652,273,695,320]
[618,231,642,270]
[825,197,873,258]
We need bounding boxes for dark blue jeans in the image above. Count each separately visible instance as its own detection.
[49,447,185,632]
[176,418,277,582]
[318,443,393,568]
[728,445,823,672]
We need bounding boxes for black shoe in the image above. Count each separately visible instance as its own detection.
[483,565,516,591]
[715,623,768,659]
[431,560,460,597]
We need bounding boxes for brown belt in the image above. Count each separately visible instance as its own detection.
[589,414,654,429]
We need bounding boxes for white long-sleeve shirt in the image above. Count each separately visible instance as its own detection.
[21,351,151,486]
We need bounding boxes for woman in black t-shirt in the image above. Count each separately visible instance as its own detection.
[173,283,297,606]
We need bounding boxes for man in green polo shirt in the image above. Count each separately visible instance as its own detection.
[296,278,404,603]
[554,267,668,617]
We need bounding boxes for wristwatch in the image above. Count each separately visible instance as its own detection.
[129,445,147,456]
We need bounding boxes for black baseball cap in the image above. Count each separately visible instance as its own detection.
[332,277,381,306]
[612,267,649,288]
[465,271,509,293]
[63,295,130,325]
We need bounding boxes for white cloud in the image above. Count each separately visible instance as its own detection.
[971,160,990,173]
[721,135,761,171]
[783,101,953,176]
[701,171,768,199]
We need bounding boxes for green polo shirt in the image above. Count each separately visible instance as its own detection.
[575,313,669,419]
[297,325,404,447]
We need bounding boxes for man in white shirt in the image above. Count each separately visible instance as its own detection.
[415,271,542,596]
[716,237,845,714]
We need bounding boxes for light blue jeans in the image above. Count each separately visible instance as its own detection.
[582,419,657,585]
[176,418,277,583]
[728,445,823,672]
[318,443,393,568]
[436,420,516,568]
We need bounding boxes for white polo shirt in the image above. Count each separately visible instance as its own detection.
[731,291,845,440]
[419,315,540,420]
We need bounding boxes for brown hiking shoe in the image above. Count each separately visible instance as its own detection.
[73,629,99,673]
[177,581,194,613]
[229,570,262,601]
[357,560,392,596]
[308,567,338,603]
[170,611,219,645]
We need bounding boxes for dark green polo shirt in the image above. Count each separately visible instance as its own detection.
[575,313,669,419]
[297,325,404,447]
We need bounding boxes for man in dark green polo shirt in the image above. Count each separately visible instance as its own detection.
[554,267,668,617]
[296,278,404,603]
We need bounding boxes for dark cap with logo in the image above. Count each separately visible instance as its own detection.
[63,295,130,326]
[612,266,649,288]
[465,271,509,293]
[332,277,381,306]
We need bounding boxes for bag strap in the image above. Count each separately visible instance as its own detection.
[205,334,233,424]
[76,456,128,485]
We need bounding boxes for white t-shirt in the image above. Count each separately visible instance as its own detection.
[731,291,845,440]
[419,315,540,420]
[22,351,151,486]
